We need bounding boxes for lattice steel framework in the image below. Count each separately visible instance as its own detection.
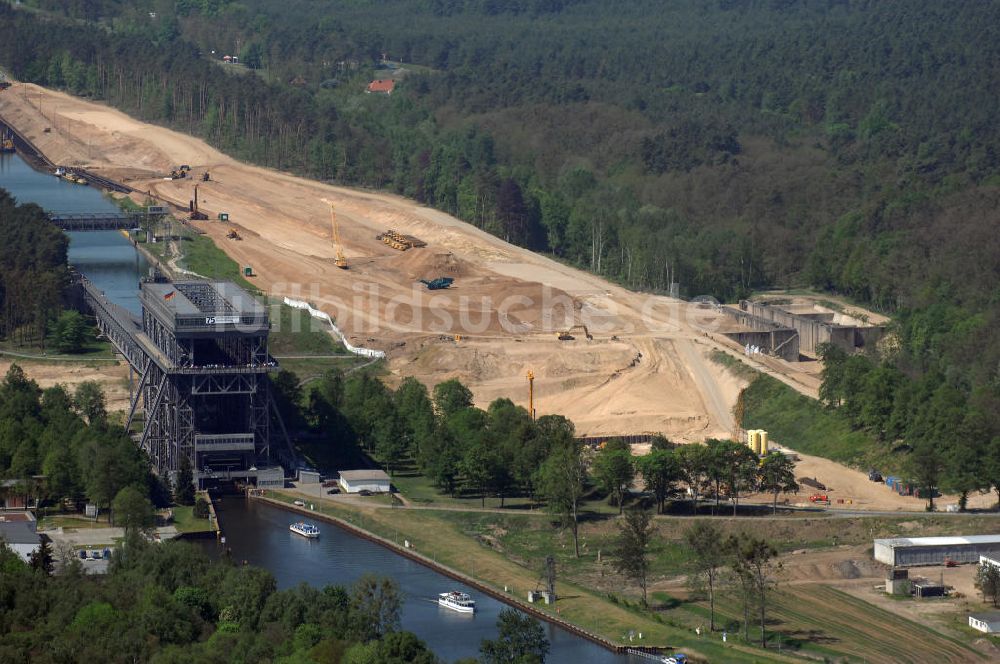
[80,276,295,485]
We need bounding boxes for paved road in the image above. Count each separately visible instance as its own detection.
[283,485,1000,521]
[676,338,734,434]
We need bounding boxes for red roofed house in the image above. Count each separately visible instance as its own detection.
[366,79,395,95]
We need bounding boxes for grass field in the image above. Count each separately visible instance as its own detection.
[171,505,215,534]
[765,585,984,663]
[37,515,106,530]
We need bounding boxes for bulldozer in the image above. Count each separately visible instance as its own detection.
[201,171,210,182]
[226,229,242,240]
[556,324,593,341]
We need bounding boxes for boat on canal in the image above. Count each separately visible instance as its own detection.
[289,522,321,538]
[438,590,476,614]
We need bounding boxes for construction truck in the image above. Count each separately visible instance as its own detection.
[420,277,453,290]
[201,171,210,181]
[169,169,187,179]
[189,184,208,220]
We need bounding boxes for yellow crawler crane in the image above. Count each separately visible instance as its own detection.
[321,198,349,269]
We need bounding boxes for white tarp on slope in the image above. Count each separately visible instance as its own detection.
[282,297,385,359]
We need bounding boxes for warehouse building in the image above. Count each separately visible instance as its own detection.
[874,535,1000,567]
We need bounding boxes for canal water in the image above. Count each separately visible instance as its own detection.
[0,150,639,663]
[212,498,637,664]
[0,152,148,314]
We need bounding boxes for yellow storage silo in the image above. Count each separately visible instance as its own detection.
[759,430,769,455]
[747,430,761,454]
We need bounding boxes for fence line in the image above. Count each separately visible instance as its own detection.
[282,297,385,359]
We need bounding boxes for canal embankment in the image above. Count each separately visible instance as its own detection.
[252,489,673,656]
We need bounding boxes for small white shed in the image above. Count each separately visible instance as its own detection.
[338,469,391,494]
[969,612,1000,633]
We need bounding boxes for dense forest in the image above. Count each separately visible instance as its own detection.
[0,190,69,342]
[1,1,999,478]
[0,535,444,662]
[0,363,171,513]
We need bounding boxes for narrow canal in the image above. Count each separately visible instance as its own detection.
[211,497,638,664]
[0,152,148,314]
[0,150,641,663]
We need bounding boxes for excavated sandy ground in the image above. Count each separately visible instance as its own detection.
[3,83,969,512]
[0,358,130,412]
[1,82,757,441]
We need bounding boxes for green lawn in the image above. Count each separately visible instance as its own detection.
[268,302,348,357]
[171,505,215,534]
[37,515,106,530]
[179,233,256,290]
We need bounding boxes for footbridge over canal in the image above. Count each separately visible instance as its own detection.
[47,211,149,232]
[79,274,295,488]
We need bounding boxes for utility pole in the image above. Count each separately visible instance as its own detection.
[526,370,535,420]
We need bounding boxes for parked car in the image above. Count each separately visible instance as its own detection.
[326,488,340,495]
[358,490,372,497]
[90,550,103,560]
[78,549,87,560]
[293,499,305,506]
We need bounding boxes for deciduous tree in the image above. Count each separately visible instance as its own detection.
[685,521,726,631]
[612,509,654,606]
[637,448,680,514]
[480,608,550,664]
[592,442,634,513]
[537,441,587,557]
[758,452,798,514]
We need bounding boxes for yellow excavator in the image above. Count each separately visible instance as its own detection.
[556,324,593,341]
[321,198,348,269]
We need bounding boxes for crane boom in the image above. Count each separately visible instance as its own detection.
[321,198,348,269]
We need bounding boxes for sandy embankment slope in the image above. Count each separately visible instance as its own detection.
[3,83,966,511]
[1,82,770,440]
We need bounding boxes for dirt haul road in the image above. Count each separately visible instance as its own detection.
[2,82,796,440]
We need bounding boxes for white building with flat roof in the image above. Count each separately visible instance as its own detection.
[0,512,39,563]
[338,470,391,494]
[969,613,1000,634]
[874,534,1000,567]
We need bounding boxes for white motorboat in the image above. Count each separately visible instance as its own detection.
[438,590,475,613]
[289,522,320,538]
